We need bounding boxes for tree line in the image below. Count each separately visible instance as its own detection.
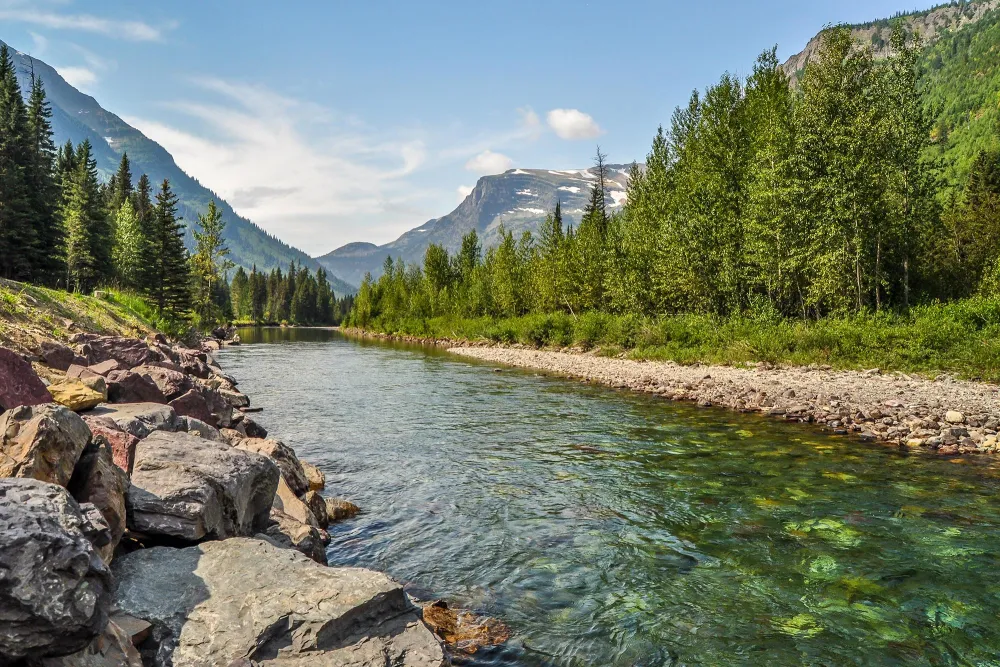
[0,44,342,327]
[229,263,353,326]
[350,26,1000,330]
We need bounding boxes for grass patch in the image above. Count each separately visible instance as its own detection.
[358,298,1000,382]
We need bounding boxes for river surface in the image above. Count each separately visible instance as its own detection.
[219,328,1000,666]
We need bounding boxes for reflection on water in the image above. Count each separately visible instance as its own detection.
[220,328,1000,666]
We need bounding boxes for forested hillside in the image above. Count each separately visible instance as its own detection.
[2,39,348,285]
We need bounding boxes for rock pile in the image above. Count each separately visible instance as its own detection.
[0,334,442,666]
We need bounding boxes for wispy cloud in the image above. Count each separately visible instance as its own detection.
[125,78,439,249]
[56,65,96,90]
[0,3,170,42]
[547,108,604,140]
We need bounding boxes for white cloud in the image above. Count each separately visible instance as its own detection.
[0,6,168,42]
[28,31,48,57]
[57,65,97,90]
[546,108,604,140]
[465,149,512,175]
[456,185,474,202]
[124,78,438,250]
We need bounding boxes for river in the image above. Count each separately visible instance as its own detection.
[219,328,1000,666]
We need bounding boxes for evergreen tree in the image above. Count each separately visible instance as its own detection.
[0,44,32,279]
[109,153,134,215]
[25,73,62,284]
[62,141,109,291]
[230,266,250,320]
[148,180,190,317]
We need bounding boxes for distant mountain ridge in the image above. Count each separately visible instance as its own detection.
[2,40,355,296]
[781,0,1000,77]
[317,165,633,286]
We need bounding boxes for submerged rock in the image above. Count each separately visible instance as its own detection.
[325,497,361,523]
[0,479,112,661]
[0,403,92,485]
[421,600,512,655]
[127,431,279,542]
[112,538,445,666]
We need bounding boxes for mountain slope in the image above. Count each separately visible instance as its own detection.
[4,40,354,294]
[318,166,632,285]
[781,0,1000,186]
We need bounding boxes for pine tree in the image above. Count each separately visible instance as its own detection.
[109,153,134,215]
[0,44,33,279]
[230,266,250,320]
[22,73,62,284]
[148,180,190,317]
[62,141,109,292]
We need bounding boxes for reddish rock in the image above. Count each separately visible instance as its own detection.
[0,348,51,410]
[39,341,75,371]
[168,388,214,425]
[67,441,129,563]
[66,364,100,380]
[106,370,166,404]
[132,365,192,401]
[88,359,120,376]
[82,337,157,369]
[83,416,140,475]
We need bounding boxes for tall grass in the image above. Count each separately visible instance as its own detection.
[363,297,1000,381]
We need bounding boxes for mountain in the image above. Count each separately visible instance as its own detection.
[3,40,355,296]
[317,166,633,286]
[781,0,1000,184]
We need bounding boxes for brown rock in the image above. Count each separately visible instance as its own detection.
[67,441,128,563]
[421,600,511,655]
[40,619,142,666]
[234,437,309,496]
[303,490,329,529]
[272,477,319,528]
[66,364,100,381]
[82,416,140,475]
[39,341,76,371]
[106,370,165,404]
[0,404,91,485]
[132,365,192,401]
[0,347,52,411]
[240,414,267,439]
[325,497,360,523]
[262,508,328,564]
[88,360,120,376]
[81,337,157,369]
[301,460,325,492]
[168,388,214,425]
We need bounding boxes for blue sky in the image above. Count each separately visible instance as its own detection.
[1,0,927,253]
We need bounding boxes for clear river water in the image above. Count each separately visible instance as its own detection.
[219,328,1000,666]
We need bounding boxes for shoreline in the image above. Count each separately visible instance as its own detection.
[339,328,1000,457]
[447,346,1000,457]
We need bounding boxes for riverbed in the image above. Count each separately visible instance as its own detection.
[220,328,1000,666]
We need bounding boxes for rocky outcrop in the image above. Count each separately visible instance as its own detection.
[234,437,309,496]
[67,442,129,563]
[112,538,446,666]
[48,379,106,412]
[127,431,279,542]
[0,347,52,410]
[86,403,181,439]
[0,404,92,485]
[0,479,113,662]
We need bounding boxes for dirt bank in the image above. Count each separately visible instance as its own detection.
[449,346,1000,456]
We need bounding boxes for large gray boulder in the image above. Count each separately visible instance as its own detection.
[0,479,113,661]
[127,432,279,542]
[0,403,92,485]
[112,538,446,667]
[85,403,181,439]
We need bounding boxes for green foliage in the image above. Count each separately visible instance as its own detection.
[113,199,144,289]
[146,180,190,318]
[190,200,233,326]
[228,263,347,326]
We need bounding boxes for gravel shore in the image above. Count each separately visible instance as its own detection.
[448,346,1000,456]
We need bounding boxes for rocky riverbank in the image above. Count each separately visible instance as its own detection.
[449,346,1000,457]
[0,327,450,665]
